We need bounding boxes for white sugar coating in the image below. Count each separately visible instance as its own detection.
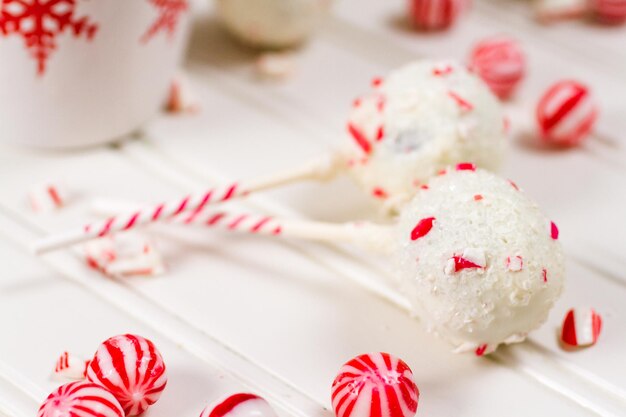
[394,168,564,352]
[216,0,332,48]
[346,60,506,210]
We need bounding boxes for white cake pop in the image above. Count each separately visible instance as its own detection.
[216,0,332,48]
[395,166,564,354]
[346,60,506,210]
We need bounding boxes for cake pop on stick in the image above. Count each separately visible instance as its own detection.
[82,166,563,355]
[33,60,506,255]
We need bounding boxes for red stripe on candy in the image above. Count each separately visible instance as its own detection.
[172,196,191,216]
[456,162,476,171]
[222,184,238,201]
[209,393,261,417]
[251,217,272,232]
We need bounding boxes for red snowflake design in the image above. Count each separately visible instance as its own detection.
[0,0,98,75]
[141,0,188,43]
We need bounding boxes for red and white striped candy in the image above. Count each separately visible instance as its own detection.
[590,0,626,24]
[28,181,67,213]
[86,334,167,416]
[536,80,598,146]
[84,233,165,278]
[38,381,124,417]
[408,0,464,30]
[166,73,199,113]
[331,353,419,417]
[53,351,89,380]
[561,308,602,347]
[469,36,525,100]
[199,393,278,417]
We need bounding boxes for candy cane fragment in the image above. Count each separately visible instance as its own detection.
[561,308,602,347]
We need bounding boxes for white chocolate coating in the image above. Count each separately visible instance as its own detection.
[394,168,564,353]
[216,0,332,48]
[346,60,506,210]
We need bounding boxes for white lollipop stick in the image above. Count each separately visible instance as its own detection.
[32,153,344,254]
[177,208,394,253]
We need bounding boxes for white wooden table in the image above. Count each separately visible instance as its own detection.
[1,1,625,416]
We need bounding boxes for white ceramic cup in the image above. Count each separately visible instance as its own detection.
[0,0,191,148]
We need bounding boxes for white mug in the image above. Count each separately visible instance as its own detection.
[0,0,191,148]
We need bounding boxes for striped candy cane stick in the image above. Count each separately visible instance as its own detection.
[82,199,394,253]
[32,153,344,254]
[181,208,395,253]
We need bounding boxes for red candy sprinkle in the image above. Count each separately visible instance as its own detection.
[372,187,388,199]
[536,80,598,146]
[550,221,559,240]
[331,352,419,417]
[411,217,435,241]
[505,256,523,272]
[448,91,474,111]
[456,162,476,171]
[376,125,385,141]
[561,308,602,347]
[432,64,454,76]
[347,123,372,154]
[473,194,483,201]
[371,77,383,87]
[475,344,488,356]
[451,255,482,272]
[542,268,548,283]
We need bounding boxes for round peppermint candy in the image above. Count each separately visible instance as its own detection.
[469,36,525,100]
[561,307,602,347]
[38,381,124,417]
[536,80,598,146]
[408,0,464,30]
[86,334,167,416]
[331,353,419,417]
[590,0,626,24]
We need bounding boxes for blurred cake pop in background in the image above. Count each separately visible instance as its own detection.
[216,0,333,48]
